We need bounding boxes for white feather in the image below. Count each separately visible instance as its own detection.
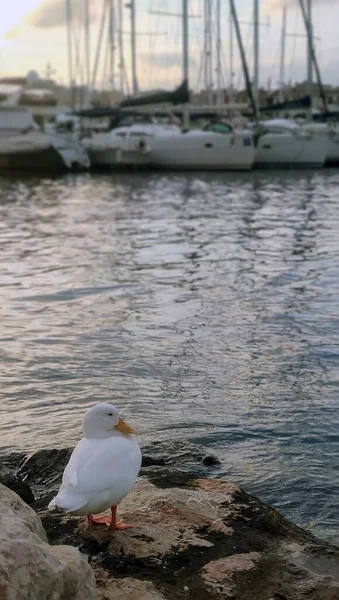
[48,405,142,517]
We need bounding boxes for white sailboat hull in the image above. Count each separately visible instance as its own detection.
[326,135,339,164]
[0,131,90,172]
[83,133,151,168]
[84,124,255,171]
[88,148,151,167]
[48,132,90,170]
[148,130,255,170]
[0,107,90,172]
[254,123,328,168]
[302,123,339,165]
[326,136,339,164]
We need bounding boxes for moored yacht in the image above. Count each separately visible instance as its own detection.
[253,119,328,168]
[0,106,90,172]
[85,120,255,171]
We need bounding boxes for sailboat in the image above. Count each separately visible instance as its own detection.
[85,0,255,171]
[0,102,90,173]
[294,0,339,165]
[254,118,328,168]
[250,0,328,168]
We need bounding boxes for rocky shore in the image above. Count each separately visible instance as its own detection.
[1,442,339,599]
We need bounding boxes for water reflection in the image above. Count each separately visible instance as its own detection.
[1,169,339,542]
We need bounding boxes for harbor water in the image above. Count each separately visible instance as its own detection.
[1,169,339,543]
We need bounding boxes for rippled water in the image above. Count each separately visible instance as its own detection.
[1,169,339,542]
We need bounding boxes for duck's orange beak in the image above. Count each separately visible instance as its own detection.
[114,417,136,434]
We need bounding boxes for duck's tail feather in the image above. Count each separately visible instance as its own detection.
[48,488,88,513]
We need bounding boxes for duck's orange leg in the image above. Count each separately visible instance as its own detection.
[87,506,133,530]
[108,505,133,530]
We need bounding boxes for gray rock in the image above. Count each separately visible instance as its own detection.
[42,476,339,600]
[3,447,339,600]
[0,460,34,504]
[0,484,98,600]
[202,454,221,467]
[141,455,166,467]
[18,447,73,489]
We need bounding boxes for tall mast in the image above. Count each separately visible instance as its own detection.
[91,0,107,90]
[183,0,189,82]
[298,0,327,113]
[253,0,259,108]
[229,0,258,119]
[66,0,73,104]
[229,2,234,103]
[109,0,115,100]
[307,0,312,94]
[216,0,222,105]
[130,0,138,94]
[182,0,189,130]
[118,0,124,96]
[279,5,286,102]
[207,0,213,104]
[84,0,90,104]
[204,0,207,94]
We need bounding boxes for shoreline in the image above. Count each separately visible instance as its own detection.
[1,446,339,599]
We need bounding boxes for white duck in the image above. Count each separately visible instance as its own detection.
[48,403,142,530]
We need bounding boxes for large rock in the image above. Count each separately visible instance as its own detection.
[4,448,339,599]
[40,477,339,600]
[0,484,98,600]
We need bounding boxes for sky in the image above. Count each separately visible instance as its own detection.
[0,0,337,91]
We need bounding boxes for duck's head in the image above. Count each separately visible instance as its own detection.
[82,403,137,439]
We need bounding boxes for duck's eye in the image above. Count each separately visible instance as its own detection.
[108,413,113,416]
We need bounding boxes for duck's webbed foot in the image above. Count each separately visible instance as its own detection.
[87,506,133,530]
[108,505,133,530]
[87,513,111,527]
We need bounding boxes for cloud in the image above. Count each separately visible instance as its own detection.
[141,52,197,70]
[4,0,101,38]
[3,28,20,40]
[28,0,100,29]
[265,0,337,9]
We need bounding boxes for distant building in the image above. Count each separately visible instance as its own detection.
[1,66,339,120]
[26,70,40,86]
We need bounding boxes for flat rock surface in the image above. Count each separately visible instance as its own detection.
[4,447,339,599]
